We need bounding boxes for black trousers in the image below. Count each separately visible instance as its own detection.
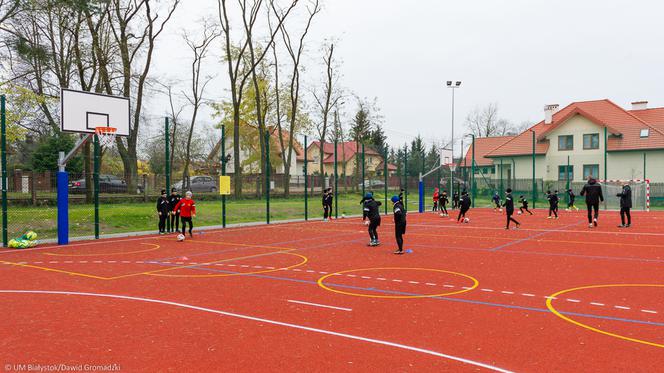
[520,206,532,215]
[506,211,519,228]
[440,203,448,215]
[323,205,331,219]
[170,213,180,232]
[548,205,558,217]
[181,216,193,235]
[457,208,469,221]
[158,214,168,232]
[432,201,438,211]
[620,207,631,225]
[395,223,406,251]
[368,218,380,241]
[587,202,599,223]
[568,199,575,207]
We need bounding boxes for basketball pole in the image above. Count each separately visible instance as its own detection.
[165,117,170,232]
[1,95,7,247]
[265,131,270,225]
[221,125,226,228]
[304,135,308,221]
[93,134,100,239]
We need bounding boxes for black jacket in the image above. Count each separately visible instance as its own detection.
[519,197,529,208]
[439,193,448,205]
[364,199,382,220]
[617,185,632,208]
[567,190,576,200]
[580,179,604,204]
[459,195,471,210]
[503,193,515,213]
[156,197,170,215]
[168,194,181,214]
[323,193,333,206]
[393,201,406,227]
[547,193,559,206]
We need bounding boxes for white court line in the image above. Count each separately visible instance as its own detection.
[287,300,352,312]
[566,299,581,303]
[614,306,630,310]
[590,302,605,306]
[0,290,512,373]
[642,310,657,314]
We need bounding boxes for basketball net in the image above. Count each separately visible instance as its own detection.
[95,126,117,147]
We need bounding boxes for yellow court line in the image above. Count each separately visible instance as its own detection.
[546,284,664,348]
[146,252,308,278]
[44,243,161,257]
[0,261,110,280]
[105,249,295,280]
[318,267,479,299]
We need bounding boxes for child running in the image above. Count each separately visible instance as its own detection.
[492,192,502,212]
[323,188,333,221]
[438,190,449,216]
[546,190,559,219]
[432,188,439,212]
[580,176,604,228]
[566,189,579,211]
[519,195,533,215]
[392,195,407,255]
[360,192,373,225]
[503,188,520,229]
[363,193,382,246]
[616,183,632,228]
[173,191,196,238]
[156,189,170,234]
[456,191,471,223]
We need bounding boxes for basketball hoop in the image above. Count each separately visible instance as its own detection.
[95,126,117,147]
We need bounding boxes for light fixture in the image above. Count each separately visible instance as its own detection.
[446,81,452,86]
[455,81,461,87]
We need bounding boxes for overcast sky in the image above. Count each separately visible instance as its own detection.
[149,0,664,153]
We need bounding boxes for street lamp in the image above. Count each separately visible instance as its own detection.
[447,80,461,197]
[465,133,476,207]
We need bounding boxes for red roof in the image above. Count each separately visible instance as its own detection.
[377,161,398,171]
[309,141,381,164]
[486,99,664,157]
[463,136,515,166]
[271,129,305,161]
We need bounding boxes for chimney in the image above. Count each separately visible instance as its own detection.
[631,101,648,110]
[544,104,559,124]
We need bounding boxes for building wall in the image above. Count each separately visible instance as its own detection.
[607,150,664,181]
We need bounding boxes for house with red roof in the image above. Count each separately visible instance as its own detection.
[306,141,397,177]
[463,100,664,183]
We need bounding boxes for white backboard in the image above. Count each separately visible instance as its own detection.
[440,147,453,166]
[60,89,130,136]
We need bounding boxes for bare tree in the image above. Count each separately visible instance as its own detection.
[216,0,298,198]
[465,103,515,137]
[312,40,342,192]
[0,0,19,25]
[181,19,220,191]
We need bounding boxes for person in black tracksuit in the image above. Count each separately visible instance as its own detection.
[456,192,471,223]
[546,190,559,219]
[617,184,632,228]
[567,189,578,211]
[156,189,170,234]
[392,195,407,254]
[519,196,533,215]
[360,192,373,223]
[167,188,181,233]
[502,188,520,229]
[580,177,604,227]
[438,191,449,216]
[452,192,460,209]
[363,195,382,246]
[323,188,333,221]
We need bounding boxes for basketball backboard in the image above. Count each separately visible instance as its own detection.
[60,88,130,136]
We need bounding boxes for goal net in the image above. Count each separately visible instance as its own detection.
[599,179,650,211]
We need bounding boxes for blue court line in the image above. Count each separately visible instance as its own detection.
[143,259,664,328]
[489,222,583,252]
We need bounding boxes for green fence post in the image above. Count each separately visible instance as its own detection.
[361,143,365,198]
[334,138,338,219]
[566,155,570,204]
[531,129,536,209]
[304,136,308,221]
[93,134,100,239]
[604,127,608,180]
[384,148,388,215]
[470,134,476,208]
[266,132,271,224]
[221,125,226,228]
[500,158,504,195]
[1,95,7,247]
[404,145,408,212]
[165,117,170,232]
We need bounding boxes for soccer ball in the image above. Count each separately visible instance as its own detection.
[341,214,346,219]
[25,231,38,241]
[517,211,523,215]
[464,217,470,223]
[177,234,185,242]
[499,208,503,213]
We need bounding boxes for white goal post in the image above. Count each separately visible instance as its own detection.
[598,179,650,212]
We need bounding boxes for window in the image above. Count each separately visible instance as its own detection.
[583,164,599,179]
[558,165,573,181]
[558,135,573,150]
[640,129,650,138]
[583,133,600,149]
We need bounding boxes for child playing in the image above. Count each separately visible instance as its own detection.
[168,188,181,233]
[392,195,407,255]
[452,191,460,209]
[580,176,604,228]
[492,192,502,212]
[438,190,449,216]
[546,190,559,219]
[566,189,579,211]
[503,188,520,229]
[360,192,373,225]
[173,191,196,238]
[519,196,533,215]
[323,188,333,221]
[617,183,632,228]
[156,189,170,234]
[432,188,440,212]
[363,193,382,246]
[456,191,471,223]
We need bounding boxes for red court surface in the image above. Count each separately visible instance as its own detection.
[0,208,662,372]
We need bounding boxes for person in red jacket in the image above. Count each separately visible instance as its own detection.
[173,191,196,237]
[432,188,439,212]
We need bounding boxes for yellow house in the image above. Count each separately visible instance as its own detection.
[306,141,395,176]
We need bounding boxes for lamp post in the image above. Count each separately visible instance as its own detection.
[530,129,536,209]
[447,81,461,197]
[465,134,476,207]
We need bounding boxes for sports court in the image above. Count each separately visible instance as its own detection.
[1,209,662,372]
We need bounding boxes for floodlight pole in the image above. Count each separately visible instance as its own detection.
[447,81,461,198]
[221,125,226,228]
[304,135,308,221]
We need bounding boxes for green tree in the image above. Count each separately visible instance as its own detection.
[30,133,83,173]
[368,124,388,156]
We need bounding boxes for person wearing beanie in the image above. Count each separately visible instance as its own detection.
[519,195,533,215]
[392,195,407,254]
[322,188,333,221]
[173,191,196,237]
[456,191,471,223]
[156,189,170,234]
[363,193,382,246]
[492,191,501,212]
[438,190,449,216]
[168,188,181,233]
[617,183,632,228]
[502,188,520,229]
[580,176,604,228]
[360,191,374,225]
[566,188,578,211]
[546,190,559,219]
